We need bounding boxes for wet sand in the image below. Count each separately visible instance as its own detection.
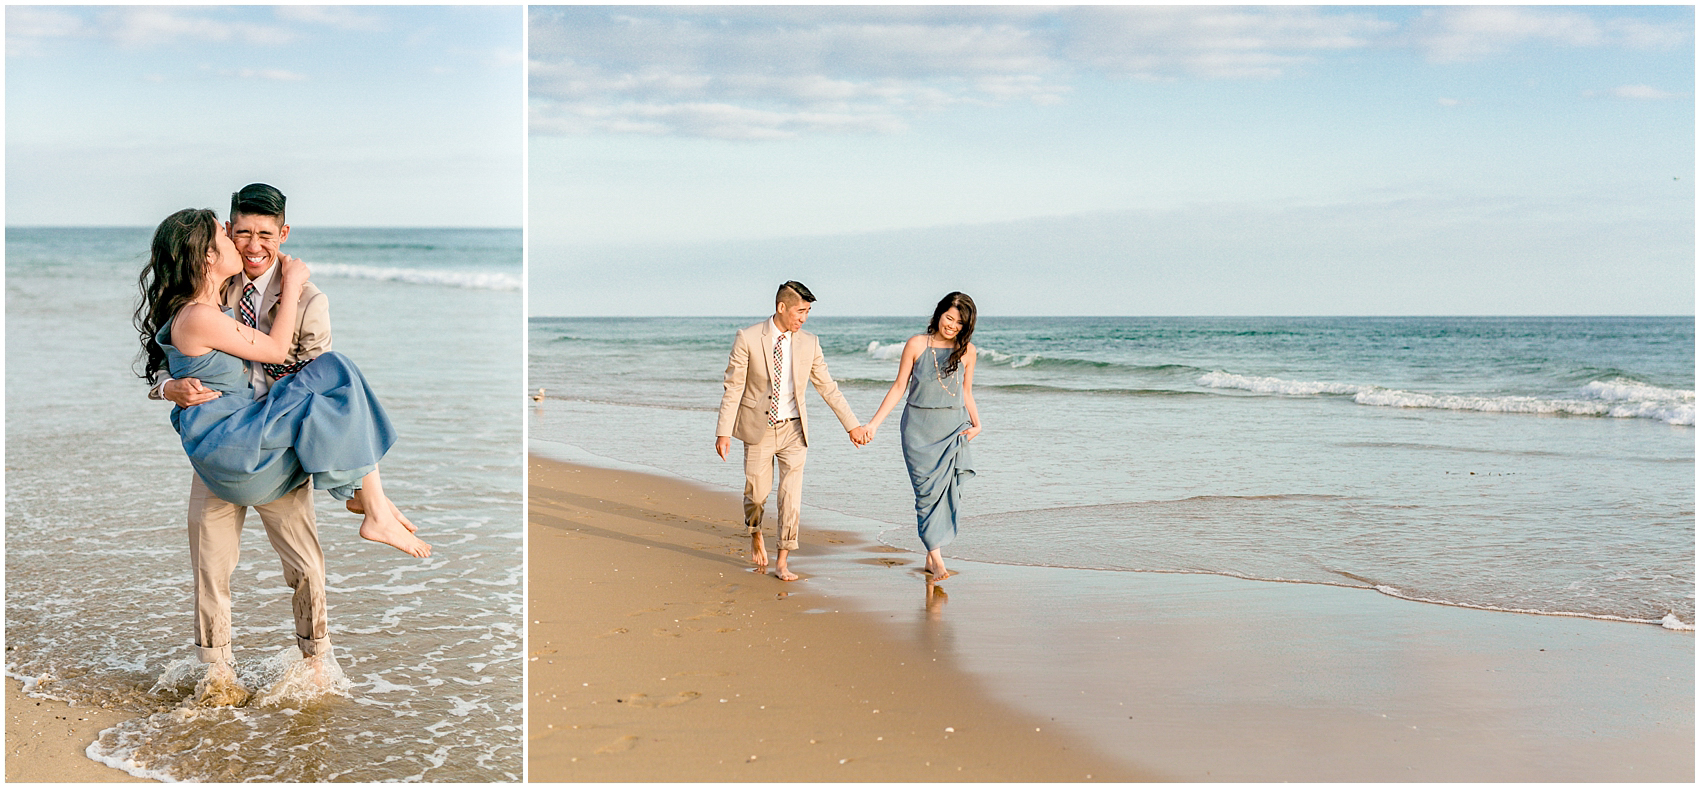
[530,448,1694,781]
[527,455,1148,781]
[6,678,147,783]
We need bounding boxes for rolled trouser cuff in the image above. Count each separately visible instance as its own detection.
[778,539,799,551]
[297,634,332,658]
[197,642,234,664]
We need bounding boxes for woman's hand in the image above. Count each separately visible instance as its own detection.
[962,424,981,442]
[278,254,310,287]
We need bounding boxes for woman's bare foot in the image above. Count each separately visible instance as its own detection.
[361,509,431,557]
[749,532,769,571]
[346,497,416,534]
[925,549,951,581]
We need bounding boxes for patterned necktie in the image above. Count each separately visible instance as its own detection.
[243,281,309,380]
[769,333,784,425]
[240,283,258,327]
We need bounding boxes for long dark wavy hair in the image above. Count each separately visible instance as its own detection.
[135,208,221,383]
[926,291,976,377]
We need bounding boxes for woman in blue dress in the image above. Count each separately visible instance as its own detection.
[136,208,430,558]
[864,292,981,581]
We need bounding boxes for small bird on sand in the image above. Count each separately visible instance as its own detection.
[531,388,546,402]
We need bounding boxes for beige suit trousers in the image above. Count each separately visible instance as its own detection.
[187,473,329,663]
[742,419,807,551]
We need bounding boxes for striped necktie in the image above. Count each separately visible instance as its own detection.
[240,283,258,327]
[243,281,309,379]
[769,333,784,425]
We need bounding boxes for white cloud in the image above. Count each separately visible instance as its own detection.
[273,6,387,33]
[1412,6,1688,63]
[102,7,294,49]
[529,8,1068,139]
[532,6,1693,139]
[1612,84,1676,100]
[1062,6,1393,80]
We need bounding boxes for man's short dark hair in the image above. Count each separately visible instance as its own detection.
[230,183,286,224]
[776,280,815,306]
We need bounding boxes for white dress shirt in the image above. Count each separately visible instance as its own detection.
[239,264,278,398]
[769,318,800,420]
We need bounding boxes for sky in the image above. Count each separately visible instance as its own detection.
[6,5,523,228]
[529,5,1694,316]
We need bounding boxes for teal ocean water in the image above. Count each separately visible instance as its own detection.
[531,315,1693,628]
[6,227,522,781]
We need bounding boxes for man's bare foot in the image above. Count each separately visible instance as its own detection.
[195,662,250,707]
[749,532,769,570]
[305,655,332,691]
[775,550,799,581]
[360,508,431,557]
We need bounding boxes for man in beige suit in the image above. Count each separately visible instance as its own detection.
[716,281,870,581]
[151,183,333,701]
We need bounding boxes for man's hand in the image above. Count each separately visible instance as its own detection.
[163,377,220,408]
[848,425,872,446]
[715,436,731,460]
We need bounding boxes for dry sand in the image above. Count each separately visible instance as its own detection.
[6,678,147,782]
[527,455,1150,781]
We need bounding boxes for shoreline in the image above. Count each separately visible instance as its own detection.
[5,677,148,783]
[527,453,1151,781]
[531,442,1694,781]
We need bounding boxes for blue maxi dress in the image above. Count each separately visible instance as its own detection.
[157,313,397,507]
[901,346,976,551]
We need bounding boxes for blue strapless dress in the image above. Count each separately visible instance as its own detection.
[158,313,397,507]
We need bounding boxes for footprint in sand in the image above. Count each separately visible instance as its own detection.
[628,606,667,616]
[827,538,846,544]
[596,628,629,638]
[716,627,738,633]
[529,648,559,656]
[625,691,702,708]
[870,545,907,553]
[652,628,682,638]
[595,735,640,754]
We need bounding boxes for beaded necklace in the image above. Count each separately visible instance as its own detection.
[928,344,959,398]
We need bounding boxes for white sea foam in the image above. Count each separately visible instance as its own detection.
[1199,372,1696,426]
[1579,378,1695,403]
[866,341,1038,368]
[1197,371,1365,396]
[312,263,520,291]
[866,340,906,361]
[1660,613,1695,631]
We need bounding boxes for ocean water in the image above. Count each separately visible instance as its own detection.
[530,315,1693,628]
[6,227,522,781]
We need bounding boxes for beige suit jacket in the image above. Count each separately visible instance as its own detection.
[221,274,331,362]
[149,273,330,397]
[717,320,858,446]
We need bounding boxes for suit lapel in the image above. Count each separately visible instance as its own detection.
[791,330,810,392]
[220,277,242,310]
[260,272,283,325]
[760,320,777,385]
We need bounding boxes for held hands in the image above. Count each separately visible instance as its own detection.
[848,425,872,446]
[163,377,220,408]
[962,424,982,442]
